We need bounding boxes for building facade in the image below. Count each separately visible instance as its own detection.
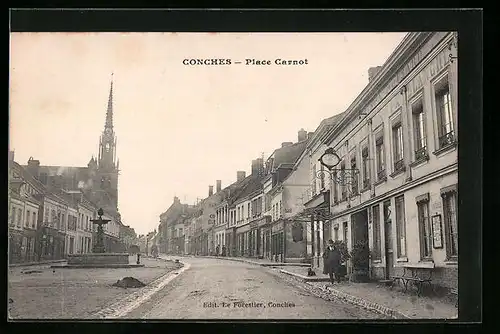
[8,156,41,264]
[319,32,458,290]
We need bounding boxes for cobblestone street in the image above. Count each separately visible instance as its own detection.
[123,257,387,319]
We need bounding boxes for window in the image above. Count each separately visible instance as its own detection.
[17,208,22,227]
[350,155,358,195]
[375,134,386,180]
[279,200,282,217]
[412,100,427,159]
[311,164,317,195]
[395,195,407,258]
[334,226,339,241]
[340,161,347,201]
[26,210,31,227]
[435,77,455,148]
[392,122,404,171]
[372,204,381,260]
[32,212,36,228]
[362,147,370,189]
[44,207,49,222]
[237,207,240,221]
[417,195,432,260]
[332,170,338,203]
[442,188,458,260]
[248,203,251,218]
[343,221,348,243]
[11,207,16,225]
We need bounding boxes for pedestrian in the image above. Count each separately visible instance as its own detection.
[323,239,341,284]
[221,245,226,257]
[215,244,220,257]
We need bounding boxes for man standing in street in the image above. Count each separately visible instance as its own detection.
[323,239,341,284]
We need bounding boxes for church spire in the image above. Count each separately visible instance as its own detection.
[105,73,114,129]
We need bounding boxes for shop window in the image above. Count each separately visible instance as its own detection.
[442,186,458,260]
[395,195,407,258]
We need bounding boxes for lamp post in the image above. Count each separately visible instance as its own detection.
[90,208,111,253]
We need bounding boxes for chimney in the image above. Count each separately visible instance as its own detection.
[26,157,40,180]
[174,196,180,203]
[9,150,14,162]
[307,132,314,139]
[216,180,222,193]
[368,66,382,82]
[298,129,307,142]
[281,142,293,148]
[208,186,214,197]
[236,171,246,182]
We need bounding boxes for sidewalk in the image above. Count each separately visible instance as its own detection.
[194,255,310,267]
[280,266,458,319]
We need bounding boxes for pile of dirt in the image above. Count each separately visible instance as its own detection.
[21,270,43,274]
[112,277,146,289]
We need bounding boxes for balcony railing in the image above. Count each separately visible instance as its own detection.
[414,146,428,161]
[438,131,455,148]
[377,169,386,181]
[393,159,404,172]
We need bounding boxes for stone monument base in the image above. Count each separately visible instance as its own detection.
[52,253,145,269]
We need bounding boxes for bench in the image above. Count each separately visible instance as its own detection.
[390,262,435,296]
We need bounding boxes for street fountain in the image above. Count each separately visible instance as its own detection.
[54,208,144,268]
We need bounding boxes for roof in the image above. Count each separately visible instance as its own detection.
[231,174,263,205]
[267,139,308,172]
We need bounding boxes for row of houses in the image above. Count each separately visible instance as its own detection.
[156,32,458,290]
[8,153,136,264]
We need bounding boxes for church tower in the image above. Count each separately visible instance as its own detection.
[94,74,120,214]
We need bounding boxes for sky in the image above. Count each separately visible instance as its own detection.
[10,32,407,235]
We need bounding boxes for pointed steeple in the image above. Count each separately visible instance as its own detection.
[105,73,114,129]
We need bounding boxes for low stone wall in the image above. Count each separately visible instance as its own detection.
[67,253,130,265]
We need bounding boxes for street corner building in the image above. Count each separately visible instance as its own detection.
[154,32,458,295]
[304,32,458,292]
[8,77,138,264]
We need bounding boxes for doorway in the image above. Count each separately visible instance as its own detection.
[351,210,369,272]
[383,200,394,279]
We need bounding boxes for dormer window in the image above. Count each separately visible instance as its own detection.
[105,143,110,152]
